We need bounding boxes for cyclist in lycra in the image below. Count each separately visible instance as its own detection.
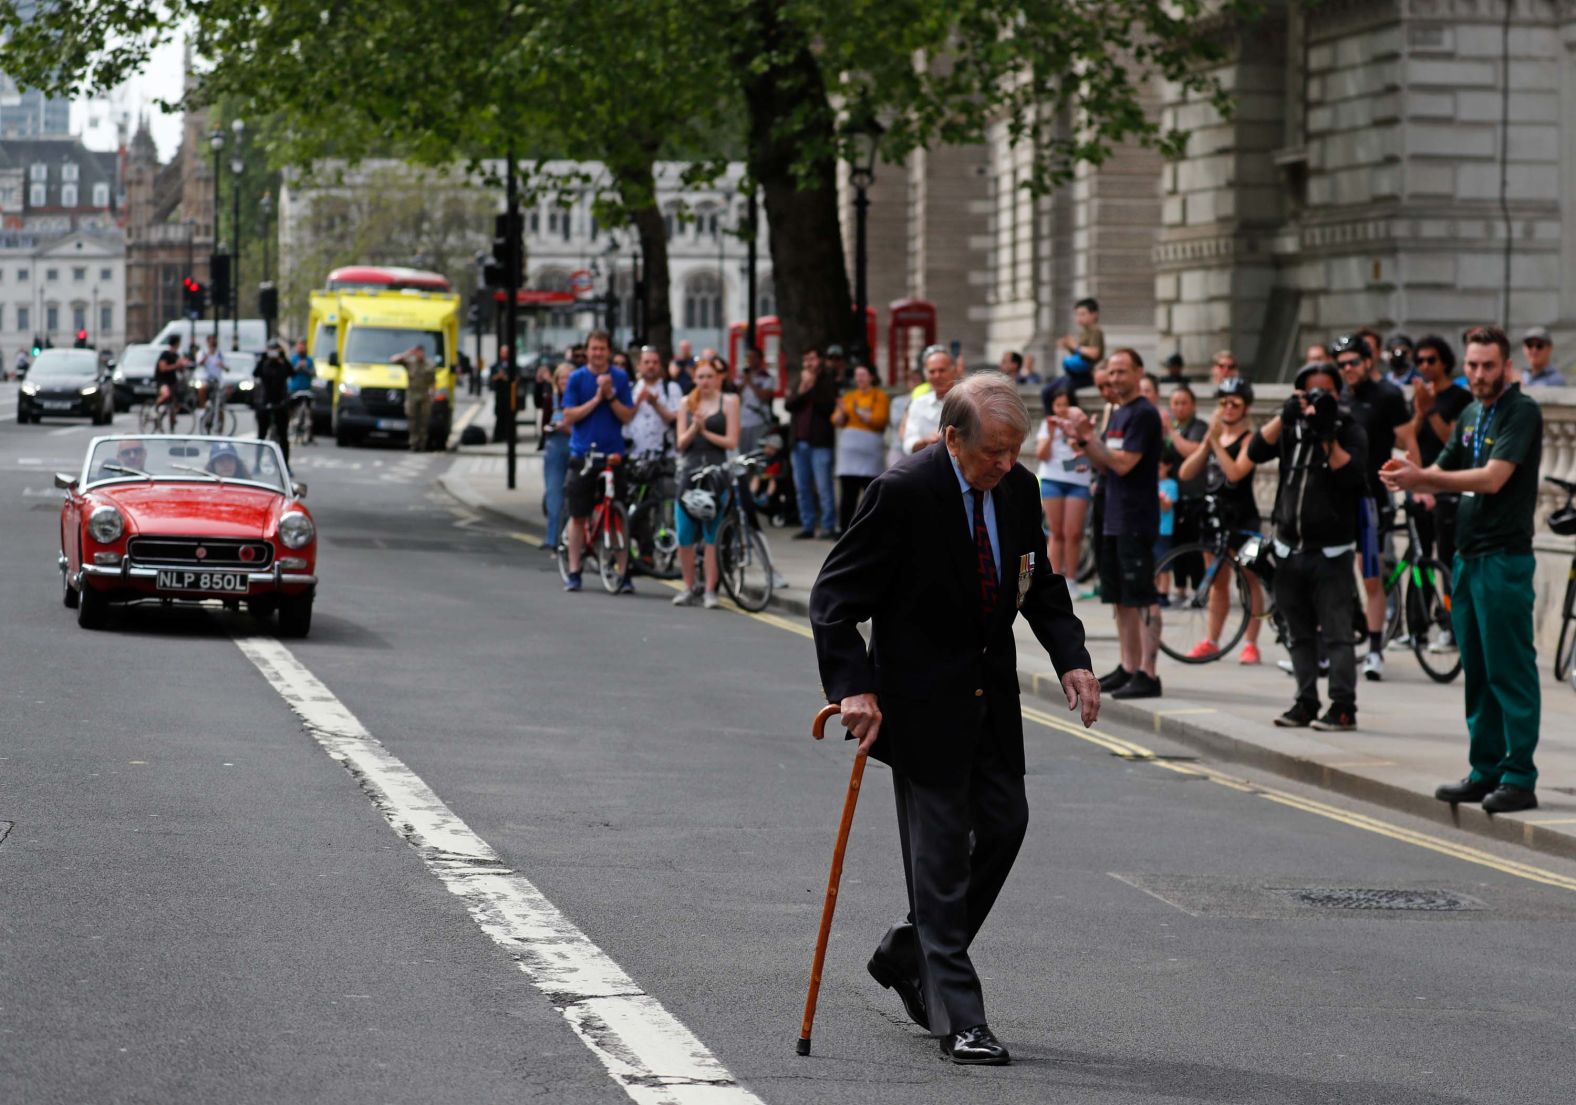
[559,329,635,593]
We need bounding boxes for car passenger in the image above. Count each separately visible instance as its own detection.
[206,442,250,480]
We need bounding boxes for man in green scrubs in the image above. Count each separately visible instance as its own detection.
[1381,324,1543,813]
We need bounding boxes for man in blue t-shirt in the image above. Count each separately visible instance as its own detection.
[559,329,636,593]
[1057,347,1164,700]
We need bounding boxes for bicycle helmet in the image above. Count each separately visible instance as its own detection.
[1550,504,1576,537]
[1215,376,1254,405]
[1294,361,1341,391]
[1329,333,1367,360]
[680,487,718,521]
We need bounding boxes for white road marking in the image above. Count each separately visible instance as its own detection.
[233,635,764,1105]
[46,425,84,437]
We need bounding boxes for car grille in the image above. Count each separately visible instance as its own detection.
[362,388,406,416]
[128,537,274,569]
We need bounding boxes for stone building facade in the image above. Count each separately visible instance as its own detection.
[853,0,1576,383]
[1154,0,1576,378]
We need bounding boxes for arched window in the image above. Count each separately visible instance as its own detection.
[683,270,723,330]
[662,205,678,241]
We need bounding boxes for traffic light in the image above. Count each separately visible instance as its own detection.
[181,276,207,317]
[482,210,523,289]
[30,335,41,356]
[258,282,278,322]
[209,253,231,308]
[74,329,88,348]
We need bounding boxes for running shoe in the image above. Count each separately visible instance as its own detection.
[1239,642,1261,665]
[1185,639,1221,660]
[564,572,582,593]
[1363,651,1384,682]
[702,591,721,609]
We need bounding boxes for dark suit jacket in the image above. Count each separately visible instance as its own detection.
[809,443,1092,784]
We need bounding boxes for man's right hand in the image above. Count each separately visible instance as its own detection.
[839,693,882,755]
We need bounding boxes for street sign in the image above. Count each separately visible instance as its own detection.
[569,269,594,296]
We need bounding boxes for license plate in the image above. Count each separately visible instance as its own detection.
[155,569,250,593]
[376,418,409,431]
[42,400,72,410]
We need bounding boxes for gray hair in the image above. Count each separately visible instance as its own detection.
[940,371,1030,446]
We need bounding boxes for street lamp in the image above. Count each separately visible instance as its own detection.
[259,192,274,340]
[209,126,223,339]
[230,118,245,349]
[849,116,882,369]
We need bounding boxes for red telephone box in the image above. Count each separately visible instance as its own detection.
[755,315,786,395]
[728,321,754,373]
[888,298,938,383]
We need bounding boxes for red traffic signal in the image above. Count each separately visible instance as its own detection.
[74,329,89,348]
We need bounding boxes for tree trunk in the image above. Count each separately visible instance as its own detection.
[611,159,673,360]
[737,2,852,365]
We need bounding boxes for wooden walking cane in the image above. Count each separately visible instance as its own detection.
[796,702,866,1056]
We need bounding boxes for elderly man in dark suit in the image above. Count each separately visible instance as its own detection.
[810,372,1100,1065]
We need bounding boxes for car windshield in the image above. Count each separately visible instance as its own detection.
[118,345,161,372]
[343,326,446,367]
[84,436,289,492]
[29,352,98,382]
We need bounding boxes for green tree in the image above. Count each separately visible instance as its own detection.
[0,0,1262,360]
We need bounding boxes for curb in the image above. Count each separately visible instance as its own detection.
[433,475,1576,864]
[1014,668,1576,862]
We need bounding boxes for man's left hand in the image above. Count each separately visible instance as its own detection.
[1061,669,1100,727]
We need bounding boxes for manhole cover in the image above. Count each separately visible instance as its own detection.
[1276,887,1482,912]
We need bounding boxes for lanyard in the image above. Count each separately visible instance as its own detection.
[1471,402,1496,467]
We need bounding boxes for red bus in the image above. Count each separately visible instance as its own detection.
[325,266,453,293]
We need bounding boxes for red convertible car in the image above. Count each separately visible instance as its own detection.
[57,435,318,635]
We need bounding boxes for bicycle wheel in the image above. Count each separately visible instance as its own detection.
[1154,542,1251,663]
[1554,573,1576,683]
[1075,511,1097,583]
[597,501,628,593]
[1407,558,1461,684]
[1379,557,1405,648]
[137,403,159,433]
[719,516,774,612]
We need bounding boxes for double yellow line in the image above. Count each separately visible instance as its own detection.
[1021,703,1576,894]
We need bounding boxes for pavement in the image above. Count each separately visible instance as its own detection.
[10,383,1576,1104]
[440,400,1576,863]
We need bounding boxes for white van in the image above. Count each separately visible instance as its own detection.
[151,318,269,353]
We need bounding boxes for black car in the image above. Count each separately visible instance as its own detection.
[110,343,164,411]
[17,350,115,425]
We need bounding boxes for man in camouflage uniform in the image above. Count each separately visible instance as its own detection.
[393,345,437,451]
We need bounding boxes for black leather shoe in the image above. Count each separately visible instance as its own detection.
[1097,666,1132,693]
[1482,785,1538,814]
[867,954,928,1030]
[1112,671,1162,700]
[1435,777,1496,804]
[940,1024,1010,1065]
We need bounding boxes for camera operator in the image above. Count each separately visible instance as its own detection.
[1245,362,1369,731]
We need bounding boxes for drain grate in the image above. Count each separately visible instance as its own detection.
[1277,887,1481,912]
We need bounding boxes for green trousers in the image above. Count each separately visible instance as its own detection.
[1452,551,1540,790]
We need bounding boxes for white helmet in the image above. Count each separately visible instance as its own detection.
[680,487,718,521]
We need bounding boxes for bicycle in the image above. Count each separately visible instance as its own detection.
[1152,492,1270,663]
[1154,492,1373,664]
[140,380,191,434]
[289,394,315,447]
[714,452,776,611]
[626,453,680,579]
[555,451,627,593]
[192,377,237,436]
[1374,499,1459,683]
[1545,476,1576,685]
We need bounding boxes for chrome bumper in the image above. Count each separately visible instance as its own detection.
[74,556,316,590]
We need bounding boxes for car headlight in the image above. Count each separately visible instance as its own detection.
[238,378,256,391]
[279,511,315,549]
[80,386,99,396]
[87,505,124,544]
[112,370,125,383]
[21,382,38,395]
[338,382,359,397]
